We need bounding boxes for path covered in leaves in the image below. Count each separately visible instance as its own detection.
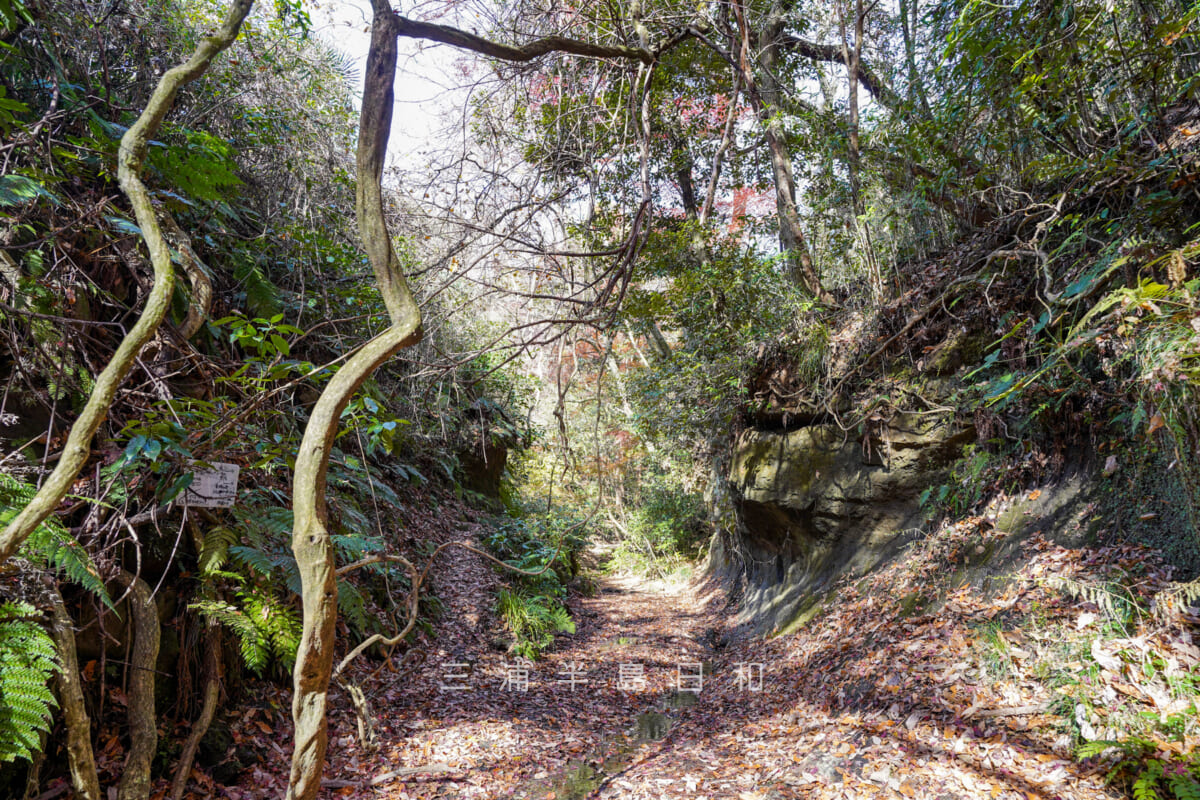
[226,514,1199,800]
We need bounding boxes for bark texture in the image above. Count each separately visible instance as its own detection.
[49,589,100,800]
[116,571,161,800]
[160,211,213,340]
[286,5,423,799]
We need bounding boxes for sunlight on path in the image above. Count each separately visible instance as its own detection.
[315,532,1124,800]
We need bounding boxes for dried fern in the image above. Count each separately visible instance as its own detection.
[1153,579,1200,623]
[1044,574,1140,626]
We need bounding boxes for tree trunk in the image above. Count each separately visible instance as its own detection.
[116,571,160,800]
[899,0,932,116]
[285,4,423,799]
[49,588,101,800]
[731,0,830,301]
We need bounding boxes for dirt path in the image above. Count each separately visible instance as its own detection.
[248,527,1172,800]
[342,552,727,799]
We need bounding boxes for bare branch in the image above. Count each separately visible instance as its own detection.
[777,34,897,107]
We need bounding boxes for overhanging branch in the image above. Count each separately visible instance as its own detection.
[389,12,696,65]
[778,34,896,107]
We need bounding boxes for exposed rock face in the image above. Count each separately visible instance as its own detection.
[717,411,973,634]
[459,440,508,498]
[458,399,517,499]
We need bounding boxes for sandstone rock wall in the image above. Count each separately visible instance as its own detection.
[715,411,973,634]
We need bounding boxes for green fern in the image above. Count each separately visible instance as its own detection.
[1170,774,1200,800]
[1078,739,1127,759]
[191,584,300,674]
[190,599,271,672]
[198,526,238,575]
[496,588,575,659]
[1135,760,1164,800]
[231,253,281,319]
[148,129,242,205]
[228,505,297,586]
[1081,736,1200,800]
[0,474,110,606]
[0,602,59,764]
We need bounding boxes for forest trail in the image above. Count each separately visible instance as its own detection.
[238,522,1167,800]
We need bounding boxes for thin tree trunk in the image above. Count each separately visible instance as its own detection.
[731,0,830,301]
[169,628,221,800]
[285,4,423,799]
[840,0,881,298]
[840,0,863,215]
[48,588,101,800]
[700,72,741,226]
[899,0,931,116]
[116,571,160,800]
[0,0,254,565]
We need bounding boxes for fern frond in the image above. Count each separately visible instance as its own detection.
[1169,774,1200,800]
[1133,759,1163,800]
[199,526,238,575]
[0,474,110,606]
[191,599,270,672]
[0,602,59,764]
[337,580,368,633]
[1044,575,1137,621]
[229,544,277,577]
[1077,740,1126,759]
[232,255,281,319]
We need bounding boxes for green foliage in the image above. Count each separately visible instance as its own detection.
[625,225,807,447]
[0,0,31,32]
[1078,738,1200,800]
[606,468,706,577]
[918,445,1000,521]
[272,0,312,36]
[192,461,405,673]
[339,394,413,458]
[483,514,584,596]
[191,587,301,674]
[495,587,574,660]
[228,250,283,320]
[198,525,238,575]
[190,501,302,675]
[0,173,57,207]
[214,312,301,364]
[148,128,242,207]
[0,602,58,765]
[0,474,110,605]
[483,514,584,658]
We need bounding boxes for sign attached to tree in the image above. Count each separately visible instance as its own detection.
[182,462,240,508]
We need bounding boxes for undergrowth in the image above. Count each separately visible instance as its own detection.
[483,514,585,659]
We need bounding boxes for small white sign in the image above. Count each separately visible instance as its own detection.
[182,462,240,507]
